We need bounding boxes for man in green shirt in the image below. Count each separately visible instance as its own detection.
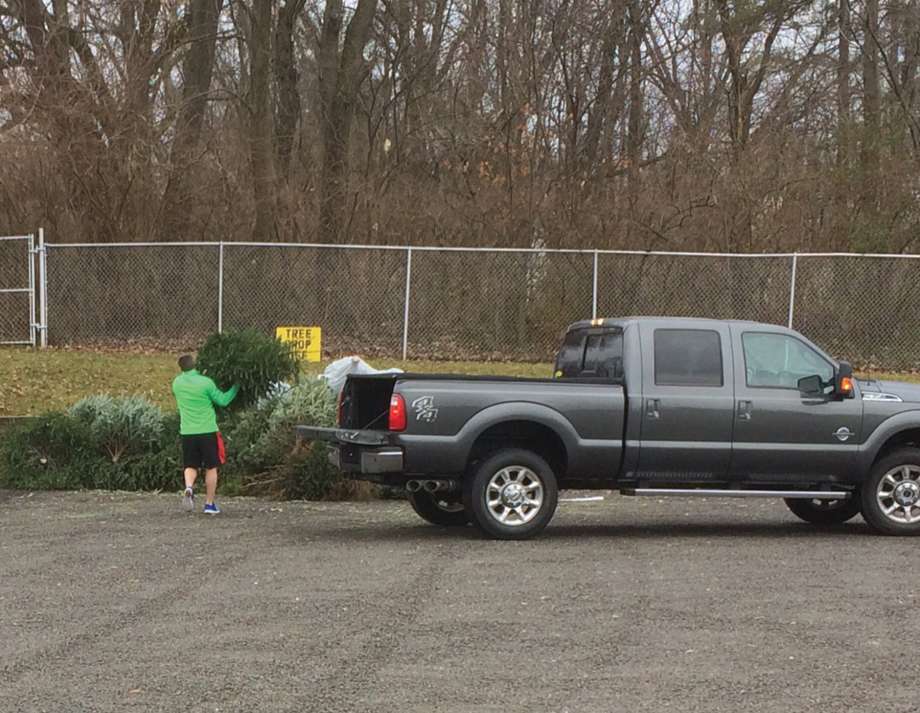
[172,355,239,514]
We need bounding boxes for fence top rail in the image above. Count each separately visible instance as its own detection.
[0,235,31,242]
[790,252,920,259]
[40,240,920,260]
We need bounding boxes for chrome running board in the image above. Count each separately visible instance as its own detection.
[622,488,851,499]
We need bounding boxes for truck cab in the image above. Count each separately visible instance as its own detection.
[556,317,862,484]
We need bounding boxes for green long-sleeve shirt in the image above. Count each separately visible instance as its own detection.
[171,369,239,435]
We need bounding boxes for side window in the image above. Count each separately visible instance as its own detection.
[654,329,723,387]
[555,329,587,378]
[583,332,623,379]
[742,332,834,389]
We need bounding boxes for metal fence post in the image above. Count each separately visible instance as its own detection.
[592,250,599,319]
[38,227,47,348]
[402,247,413,360]
[217,242,224,333]
[27,233,35,347]
[787,252,798,329]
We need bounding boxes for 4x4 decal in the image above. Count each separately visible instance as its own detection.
[412,396,439,423]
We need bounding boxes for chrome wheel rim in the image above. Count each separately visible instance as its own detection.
[485,466,544,526]
[877,465,920,524]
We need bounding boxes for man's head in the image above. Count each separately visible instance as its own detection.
[178,354,196,372]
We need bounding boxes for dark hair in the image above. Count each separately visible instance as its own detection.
[178,355,196,372]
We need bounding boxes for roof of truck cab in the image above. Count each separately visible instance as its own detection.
[565,316,790,331]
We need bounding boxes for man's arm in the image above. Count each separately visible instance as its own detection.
[206,380,240,408]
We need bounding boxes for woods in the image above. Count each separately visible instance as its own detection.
[1,0,919,251]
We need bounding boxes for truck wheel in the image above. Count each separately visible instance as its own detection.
[464,448,558,540]
[407,491,470,527]
[861,448,920,535]
[783,497,861,526]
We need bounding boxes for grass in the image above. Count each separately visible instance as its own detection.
[3,347,918,417]
[0,348,553,416]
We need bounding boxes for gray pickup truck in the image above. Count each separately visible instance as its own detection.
[298,317,920,539]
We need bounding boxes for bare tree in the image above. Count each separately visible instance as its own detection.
[161,0,225,239]
[317,0,378,242]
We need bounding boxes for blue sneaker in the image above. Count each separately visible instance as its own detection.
[203,502,221,515]
[182,487,195,512]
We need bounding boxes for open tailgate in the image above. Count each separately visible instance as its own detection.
[295,426,391,447]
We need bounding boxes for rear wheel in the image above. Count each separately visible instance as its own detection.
[464,448,558,540]
[783,496,861,526]
[861,448,920,535]
[407,490,470,527]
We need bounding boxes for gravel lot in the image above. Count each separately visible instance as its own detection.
[1,490,917,713]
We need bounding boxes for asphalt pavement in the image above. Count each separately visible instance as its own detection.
[1,490,917,713]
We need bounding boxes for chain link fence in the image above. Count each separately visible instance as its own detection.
[46,244,218,346]
[0,235,35,345]
[25,241,920,370]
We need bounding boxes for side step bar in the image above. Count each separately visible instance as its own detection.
[622,488,851,500]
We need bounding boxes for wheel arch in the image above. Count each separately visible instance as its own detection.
[861,412,920,472]
[463,409,573,479]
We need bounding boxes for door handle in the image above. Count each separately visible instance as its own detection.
[646,398,661,420]
[737,400,753,420]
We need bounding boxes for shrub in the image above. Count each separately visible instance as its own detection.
[0,413,97,489]
[195,329,299,409]
[1,381,360,500]
[69,395,164,463]
[243,378,336,465]
[224,378,344,499]
[0,406,181,492]
[111,410,183,491]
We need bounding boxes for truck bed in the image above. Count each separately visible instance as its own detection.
[339,372,627,483]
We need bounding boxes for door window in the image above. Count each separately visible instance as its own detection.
[742,332,834,389]
[653,329,723,386]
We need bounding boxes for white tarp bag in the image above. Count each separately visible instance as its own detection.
[321,356,403,398]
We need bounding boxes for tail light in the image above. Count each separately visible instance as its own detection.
[388,394,407,431]
[337,388,346,426]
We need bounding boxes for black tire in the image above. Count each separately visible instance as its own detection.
[407,490,470,527]
[783,496,861,526]
[861,448,920,535]
[463,448,558,540]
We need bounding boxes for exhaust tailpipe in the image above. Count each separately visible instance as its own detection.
[423,479,459,494]
[406,480,423,493]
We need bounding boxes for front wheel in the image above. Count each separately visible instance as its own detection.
[464,448,559,540]
[783,496,861,526]
[861,448,920,535]
[407,490,470,527]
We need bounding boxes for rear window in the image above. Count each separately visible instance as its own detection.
[555,328,623,378]
[654,329,723,387]
[555,329,586,377]
[583,332,623,378]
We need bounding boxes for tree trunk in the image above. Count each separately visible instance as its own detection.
[249,0,276,241]
[161,0,224,239]
[862,0,881,218]
[836,0,850,168]
[626,0,643,202]
[318,0,378,243]
[273,0,305,182]
[582,15,624,166]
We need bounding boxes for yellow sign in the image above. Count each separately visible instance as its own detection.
[276,326,322,362]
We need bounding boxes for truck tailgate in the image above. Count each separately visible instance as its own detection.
[295,426,391,446]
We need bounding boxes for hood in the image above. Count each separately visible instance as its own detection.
[859,379,920,403]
